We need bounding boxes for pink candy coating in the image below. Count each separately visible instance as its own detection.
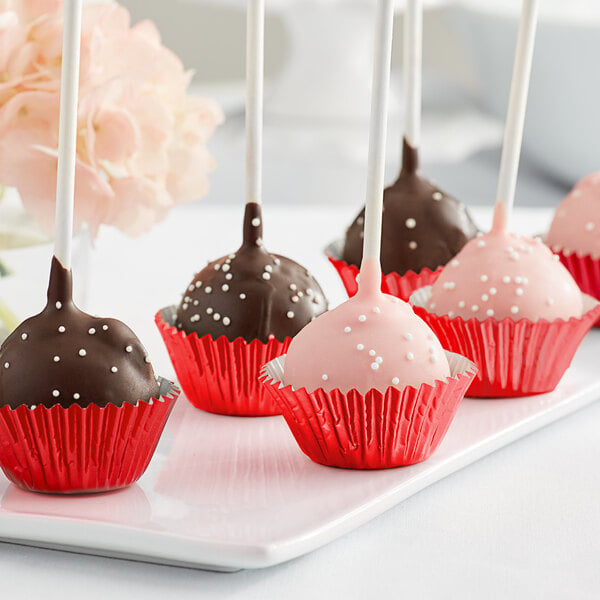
[284,260,450,395]
[427,231,583,322]
[547,173,600,258]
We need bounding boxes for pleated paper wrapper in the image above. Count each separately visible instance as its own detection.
[156,307,290,416]
[260,352,476,469]
[0,378,179,494]
[411,286,600,398]
[325,239,442,301]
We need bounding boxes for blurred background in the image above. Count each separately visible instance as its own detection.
[118,0,599,210]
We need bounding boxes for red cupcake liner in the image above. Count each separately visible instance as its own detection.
[260,352,477,469]
[156,307,289,416]
[0,378,179,494]
[325,241,441,301]
[411,286,600,398]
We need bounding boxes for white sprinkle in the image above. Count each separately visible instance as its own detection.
[471,305,479,312]
[451,259,460,267]
[222,284,229,292]
[214,264,221,271]
[290,284,297,291]
[262,273,271,280]
[514,276,523,284]
[188,285,195,292]
[373,306,381,313]
[291,296,299,303]
[52,390,59,398]
[448,311,455,318]
[53,356,60,362]
[213,313,221,321]
[430,356,438,364]
[511,305,519,314]
[585,222,595,231]
[409,241,418,250]
[458,301,466,308]
[102,325,108,331]
[55,301,62,310]
[205,286,212,293]
[477,240,486,248]
[481,294,489,302]
[228,253,236,259]
[510,252,519,261]
[21,333,28,341]
[546,297,555,306]
[375,356,383,364]
[73,393,80,400]
[432,191,443,201]
[225,273,233,280]
[502,276,511,284]
[79,349,87,357]
[405,218,416,229]
[222,264,230,272]
[195,281,202,288]
[322,374,328,381]
[429,302,436,310]
[111,366,118,373]
[251,217,261,227]
[191,314,200,323]
[358,315,366,322]
[357,344,364,350]
[287,311,295,319]
[403,333,413,340]
[125,345,133,353]
[265,265,273,273]
[344,326,351,333]
[223,317,231,326]
[406,352,415,361]
[371,362,380,370]
[486,309,494,317]
[239,293,246,300]
[443,281,456,290]
[182,304,188,311]
[206,307,213,315]
[297,292,304,297]
[480,275,488,282]
[392,377,400,385]
[274,258,281,265]
[3,362,9,369]
[553,254,560,261]
[369,350,376,356]
[490,287,497,295]
[516,288,524,296]
[58,326,66,333]
[145,356,151,363]
[88,328,96,335]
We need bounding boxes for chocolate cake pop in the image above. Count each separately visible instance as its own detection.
[547,173,600,258]
[175,203,327,343]
[342,140,478,276]
[284,261,449,394]
[0,257,159,409]
[425,231,583,322]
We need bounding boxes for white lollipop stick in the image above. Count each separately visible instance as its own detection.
[245,0,264,206]
[53,0,83,271]
[404,0,422,148]
[492,0,539,233]
[361,0,395,279]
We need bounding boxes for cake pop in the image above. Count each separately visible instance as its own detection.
[339,0,476,279]
[263,0,475,469]
[411,0,600,397]
[0,0,177,493]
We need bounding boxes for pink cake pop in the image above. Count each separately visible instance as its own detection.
[547,174,600,258]
[284,261,449,394]
[426,231,583,321]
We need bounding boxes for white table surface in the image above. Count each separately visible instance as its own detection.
[0,204,599,599]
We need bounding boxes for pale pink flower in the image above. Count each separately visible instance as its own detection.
[0,1,223,237]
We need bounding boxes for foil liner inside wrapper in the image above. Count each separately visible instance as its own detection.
[261,352,477,469]
[410,286,600,398]
[156,307,289,417]
[325,239,442,301]
[0,377,179,494]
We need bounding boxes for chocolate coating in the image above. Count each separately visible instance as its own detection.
[342,139,478,275]
[176,203,328,343]
[0,257,159,409]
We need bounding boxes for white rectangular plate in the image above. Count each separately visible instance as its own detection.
[0,332,599,572]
